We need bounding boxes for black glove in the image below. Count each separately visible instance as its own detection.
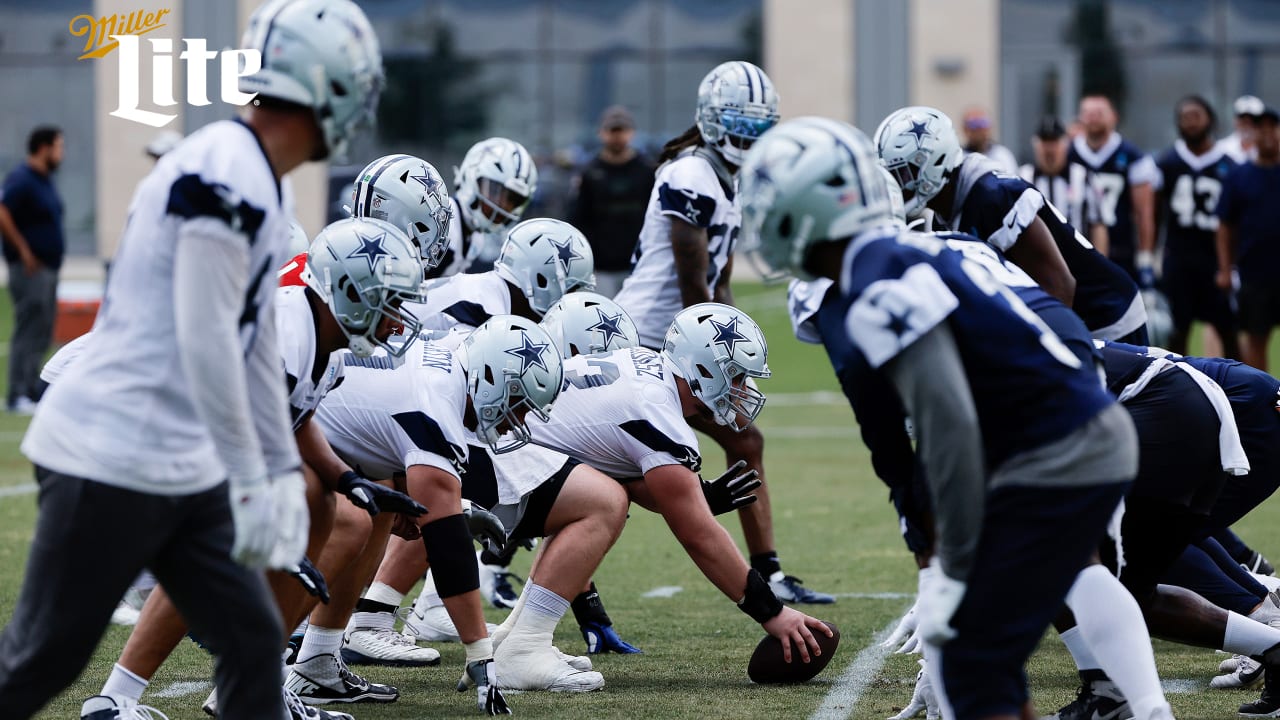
[463,502,507,556]
[457,658,512,715]
[338,470,428,519]
[289,556,330,604]
[700,460,761,516]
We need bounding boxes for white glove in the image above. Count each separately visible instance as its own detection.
[229,475,278,568]
[881,598,922,654]
[267,471,309,571]
[917,562,966,646]
[888,659,940,720]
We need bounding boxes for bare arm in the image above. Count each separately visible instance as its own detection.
[882,322,985,582]
[0,203,38,272]
[1005,217,1076,306]
[1216,222,1236,292]
[295,418,351,492]
[643,462,746,597]
[1132,181,1157,255]
[671,217,713,307]
[713,252,734,305]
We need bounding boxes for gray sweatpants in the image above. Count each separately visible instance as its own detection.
[0,470,286,720]
[7,263,57,404]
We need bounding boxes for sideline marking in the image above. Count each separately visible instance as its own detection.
[641,586,683,598]
[808,614,903,720]
[0,482,36,498]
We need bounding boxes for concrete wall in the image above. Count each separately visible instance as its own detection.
[763,0,855,123]
[908,0,1000,135]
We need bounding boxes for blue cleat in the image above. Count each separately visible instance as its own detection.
[581,622,642,654]
[769,572,836,604]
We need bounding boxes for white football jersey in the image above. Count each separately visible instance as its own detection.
[405,270,511,344]
[434,195,503,277]
[39,332,92,385]
[463,441,572,508]
[614,151,739,348]
[23,120,294,494]
[527,347,701,479]
[314,341,469,482]
[276,286,346,431]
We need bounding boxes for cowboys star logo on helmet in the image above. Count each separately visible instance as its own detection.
[505,332,552,374]
[346,229,390,273]
[589,309,628,349]
[709,316,749,355]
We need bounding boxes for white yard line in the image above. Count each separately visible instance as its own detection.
[0,482,36,498]
[808,614,905,720]
[640,585,683,598]
[831,592,913,600]
[152,680,212,698]
[764,391,847,407]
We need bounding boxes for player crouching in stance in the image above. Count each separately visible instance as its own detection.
[738,117,1138,720]
[517,300,833,669]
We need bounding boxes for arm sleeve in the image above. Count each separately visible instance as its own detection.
[1216,170,1239,222]
[882,322,986,581]
[244,283,300,475]
[173,217,268,484]
[1128,154,1161,187]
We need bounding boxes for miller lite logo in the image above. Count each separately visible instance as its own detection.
[70,8,262,128]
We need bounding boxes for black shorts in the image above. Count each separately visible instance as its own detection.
[508,459,577,543]
[1163,260,1235,333]
[1124,369,1226,513]
[1237,281,1280,335]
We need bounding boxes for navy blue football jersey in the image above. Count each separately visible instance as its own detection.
[839,227,1114,471]
[944,156,1145,341]
[1156,141,1238,263]
[1068,133,1160,275]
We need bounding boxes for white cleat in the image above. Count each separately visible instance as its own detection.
[1222,654,1244,673]
[399,604,496,643]
[341,627,441,667]
[494,631,604,692]
[80,695,170,720]
[490,617,591,672]
[1210,655,1263,689]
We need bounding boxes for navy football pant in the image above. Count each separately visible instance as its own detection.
[0,470,285,720]
[1162,539,1267,615]
[934,483,1127,720]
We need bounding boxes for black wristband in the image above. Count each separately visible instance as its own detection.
[336,470,360,493]
[737,568,783,624]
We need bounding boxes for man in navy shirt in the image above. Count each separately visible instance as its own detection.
[1217,106,1280,372]
[0,126,64,414]
[1155,96,1239,358]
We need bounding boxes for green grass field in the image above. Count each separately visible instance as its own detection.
[1,283,1279,719]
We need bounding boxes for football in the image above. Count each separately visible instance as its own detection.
[747,621,841,684]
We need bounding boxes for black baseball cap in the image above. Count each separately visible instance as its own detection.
[1034,116,1066,140]
[1255,106,1280,124]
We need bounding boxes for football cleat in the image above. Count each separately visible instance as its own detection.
[1214,656,1265,689]
[201,688,216,717]
[1225,655,1245,673]
[286,652,399,705]
[341,627,441,667]
[80,696,170,720]
[768,572,836,605]
[1046,670,1129,720]
[478,556,522,610]
[581,621,642,654]
[1241,665,1280,717]
[1244,552,1277,577]
[494,630,605,692]
[283,687,355,720]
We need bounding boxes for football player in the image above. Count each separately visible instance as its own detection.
[740,117,1139,720]
[1017,116,1108,250]
[1153,95,1239,358]
[511,303,831,669]
[1069,95,1161,286]
[3,2,382,719]
[613,60,834,606]
[431,138,538,277]
[876,105,1148,345]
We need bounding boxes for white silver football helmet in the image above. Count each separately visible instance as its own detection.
[739,116,894,280]
[877,165,907,224]
[350,154,453,275]
[696,61,780,167]
[239,0,383,162]
[662,303,770,431]
[453,138,538,234]
[873,106,963,219]
[304,217,424,357]
[494,218,596,317]
[541,292,639,358]
[286,219,310,256]
[460,315,563,454]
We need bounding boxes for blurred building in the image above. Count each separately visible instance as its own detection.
[0,0,1277,260]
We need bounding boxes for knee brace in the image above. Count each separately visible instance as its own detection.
[421,514,480,598]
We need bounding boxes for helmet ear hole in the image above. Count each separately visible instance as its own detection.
[484,365,495,385]
[824,174,845,187]
[536,274,548,289]
[696,363,715,380]
[330,80,348,97]
[778,214,793,238]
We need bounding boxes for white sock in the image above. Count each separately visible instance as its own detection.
[297,626,344,663]
[1059,627,1099,671]
[365,582,404,606]
[1066,565,1167,715]
[101,663,148,703]
[1224,611,1280,656]
[418,570,444,610]
[517,582,569,636]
